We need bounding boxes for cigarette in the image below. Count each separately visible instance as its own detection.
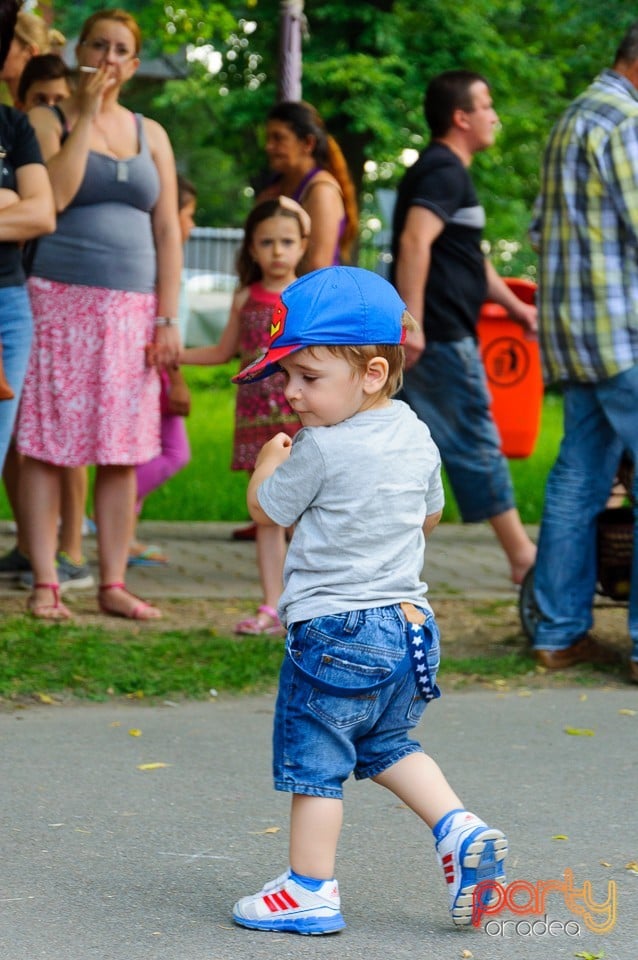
[78,66,98,73]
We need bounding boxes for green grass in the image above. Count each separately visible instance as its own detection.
[1,614,624,704]
[0,369,563,524]
[0,617,285,701]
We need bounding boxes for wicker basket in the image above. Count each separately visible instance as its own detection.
[596,507,633,600]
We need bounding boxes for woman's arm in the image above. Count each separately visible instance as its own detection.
[0,164,55,242]
[144,116,182,368]
[180,288,245,366]
[300,174,345,271]
[28,69,113,212]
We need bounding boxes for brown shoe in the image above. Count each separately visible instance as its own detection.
[535,634,621,670]
[629,660,638,684]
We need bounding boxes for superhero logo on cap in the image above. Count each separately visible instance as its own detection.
[269,299,288,343]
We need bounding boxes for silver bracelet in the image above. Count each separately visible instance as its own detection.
[154,316,178,327]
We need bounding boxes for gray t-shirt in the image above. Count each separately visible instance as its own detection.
[258,399,444,626]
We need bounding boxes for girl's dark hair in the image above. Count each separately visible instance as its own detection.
[177,173,197,210]
[16,52,70,104]
[0,0,21,72]
[424,69,489,138]
[236,198,306,288]
[266,100,358,262]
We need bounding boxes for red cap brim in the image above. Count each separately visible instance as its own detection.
[231,342,303,383]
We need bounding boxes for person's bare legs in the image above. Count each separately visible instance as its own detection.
[489,507,537,585]
[58,466,89,563]
[286,754,462,881]
[373,752,463,826]
[2,442,28,554]
[289,794,343,879]
[20,455,70,618]
[94,464,161,619]
[255,522,287,624]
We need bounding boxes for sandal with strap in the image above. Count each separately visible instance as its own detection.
[98,582,162,620]
[28,582,72,621]
[234,604,285,636]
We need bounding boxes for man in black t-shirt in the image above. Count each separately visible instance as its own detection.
[391,70,537,585]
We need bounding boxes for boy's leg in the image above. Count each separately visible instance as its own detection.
[233,794,345,936]
[289,794,342,879]
[372,751,461,826]
[374,753,507,927]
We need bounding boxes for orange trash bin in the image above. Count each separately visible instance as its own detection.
[476,278,543,458]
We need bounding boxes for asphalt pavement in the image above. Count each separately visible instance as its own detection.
[1,520,637,959]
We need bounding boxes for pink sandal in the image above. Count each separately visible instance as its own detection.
[234,604,284,636]
[28,582,72,621]
[98,582,162,620]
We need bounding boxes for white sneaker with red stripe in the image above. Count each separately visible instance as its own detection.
[435,813,507,927]
[232,870,345,935]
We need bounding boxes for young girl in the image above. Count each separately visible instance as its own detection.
[181,197,309,635]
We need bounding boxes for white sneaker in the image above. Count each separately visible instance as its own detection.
[436,814,507,927]
[232,870,346,935]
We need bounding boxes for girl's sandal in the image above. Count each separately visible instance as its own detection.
[98,582,162,620]
[234,604,285,636]
[28,582,72,621]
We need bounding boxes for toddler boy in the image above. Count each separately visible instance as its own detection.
[231,266,507,935]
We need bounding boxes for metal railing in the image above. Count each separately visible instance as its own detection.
[184,224,393,279]
[184,227,244,278]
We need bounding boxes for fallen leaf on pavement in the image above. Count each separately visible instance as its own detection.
[249,826,281,835]
[128,728,142,737]
[137,762,170,771]
[552,835,569,841]
[35,692,55,704]
[618,708,636,716]
[564,727,595,736]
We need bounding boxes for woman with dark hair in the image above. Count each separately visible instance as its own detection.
[0,0,55,470]
[260,100,358,271]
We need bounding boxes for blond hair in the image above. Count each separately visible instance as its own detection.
[313,310,418,399]
[13,11,65,53]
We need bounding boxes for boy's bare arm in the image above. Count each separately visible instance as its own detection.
[423,510,442,537]
[247,433,293,525]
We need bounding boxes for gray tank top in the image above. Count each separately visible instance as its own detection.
[32,113,160,293]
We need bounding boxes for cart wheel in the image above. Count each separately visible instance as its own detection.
[519,565,540,642]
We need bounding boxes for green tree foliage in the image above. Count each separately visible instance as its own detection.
[52,1,638,271]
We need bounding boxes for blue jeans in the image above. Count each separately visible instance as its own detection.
[401,338,515,522]
[273,605,441,799]
[533,366,638,661]
[0,286,33,470]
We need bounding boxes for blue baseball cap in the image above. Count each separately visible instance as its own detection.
[232,266,407,383]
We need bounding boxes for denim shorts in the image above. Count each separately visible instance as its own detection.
[272,604,441,799]
[401,338,515,522]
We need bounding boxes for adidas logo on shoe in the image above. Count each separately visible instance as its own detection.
[232,871,346,935]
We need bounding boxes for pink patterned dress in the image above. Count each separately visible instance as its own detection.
[16,115,161,467]
[18,278,158,466]
[232,283,301,471]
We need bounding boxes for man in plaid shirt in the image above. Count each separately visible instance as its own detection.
[533,21,638,683]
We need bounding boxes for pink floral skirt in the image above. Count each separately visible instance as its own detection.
[17,277,161,466]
